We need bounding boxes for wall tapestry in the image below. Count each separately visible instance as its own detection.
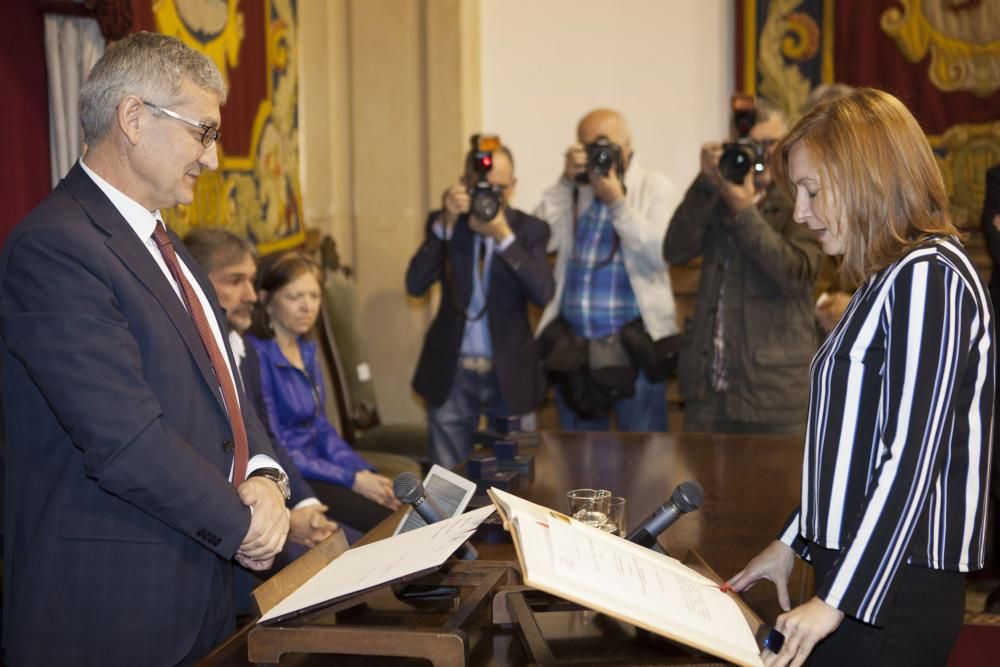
[133,0,304,252]
[737,0,1000,231]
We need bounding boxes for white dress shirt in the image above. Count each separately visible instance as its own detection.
[79,159,280,480]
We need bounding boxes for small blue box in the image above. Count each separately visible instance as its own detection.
[492,438,519,460]
[498,454,535,485]
[466,453,498,480]
[493,415,522,435]
[476,470,520,493]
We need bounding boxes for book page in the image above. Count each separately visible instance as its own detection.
[489,489,763,667]
[259,505,495,624]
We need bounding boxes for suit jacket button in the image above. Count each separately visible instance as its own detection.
[222,439,234,453]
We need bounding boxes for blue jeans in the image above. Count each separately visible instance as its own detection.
[555,369,668,432]
[428,367,511,469]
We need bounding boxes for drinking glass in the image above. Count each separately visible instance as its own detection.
[566,488,611,528]
[599,496,627,536]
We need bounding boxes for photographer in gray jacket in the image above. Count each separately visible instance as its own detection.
[663,97,823,434]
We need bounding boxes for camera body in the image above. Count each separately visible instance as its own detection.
[718,138,766,185]
[576,135,624,184]
[468,134,503,222]
[718,93,766,184]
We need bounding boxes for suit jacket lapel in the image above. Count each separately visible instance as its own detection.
[63,164,225,412]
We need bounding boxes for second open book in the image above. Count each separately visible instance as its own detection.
[488,488,765,667]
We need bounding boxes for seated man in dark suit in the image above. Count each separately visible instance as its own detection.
[184,228,390,542]
[0,33,288,665]
[185,228,340,547]
[406,138,555,468]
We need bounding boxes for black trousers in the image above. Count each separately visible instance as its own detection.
[309,479,393,533]
[807,542,965,666]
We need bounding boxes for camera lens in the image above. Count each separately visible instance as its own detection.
[585,138,620,179]
[592,151,612,176]
[471,188,500,222]
[718,144,753,184]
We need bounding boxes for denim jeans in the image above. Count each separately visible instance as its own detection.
[555,369,668,432]
[428,367,511,468]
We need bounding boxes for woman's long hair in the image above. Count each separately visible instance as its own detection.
[771,88,956,286]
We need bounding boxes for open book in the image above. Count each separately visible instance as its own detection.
[489,488,764,667]
[258,505,496,625]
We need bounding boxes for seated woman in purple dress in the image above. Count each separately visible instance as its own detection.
[247,251,399,519]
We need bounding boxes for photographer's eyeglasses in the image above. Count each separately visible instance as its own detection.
[143,101,221,148]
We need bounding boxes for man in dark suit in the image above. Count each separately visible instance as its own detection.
[406,141,555,468]
[0,33,290,665]
[183,227,389,545]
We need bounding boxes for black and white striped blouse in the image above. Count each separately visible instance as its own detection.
[779,235,995,625]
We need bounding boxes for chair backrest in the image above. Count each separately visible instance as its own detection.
[308,324,347,437]
[318,270,382,442]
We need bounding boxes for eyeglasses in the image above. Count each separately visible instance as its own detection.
[143,101,221,148]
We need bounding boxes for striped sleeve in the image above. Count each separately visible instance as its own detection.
[816,257,982,625]
[778,508,811,560]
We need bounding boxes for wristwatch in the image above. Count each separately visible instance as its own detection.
[247,467,291,501]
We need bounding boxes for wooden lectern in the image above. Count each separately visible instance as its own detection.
[246,527,519,666]
[233,533,763,666]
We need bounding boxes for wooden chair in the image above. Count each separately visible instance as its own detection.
[317,236,430,473]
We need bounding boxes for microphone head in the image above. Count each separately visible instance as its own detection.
[671,481,705,513]
[393,472,425,504]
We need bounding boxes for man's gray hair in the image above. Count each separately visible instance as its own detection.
[79,31,227,145]
[183,227,256,274]
[753,96,785,125]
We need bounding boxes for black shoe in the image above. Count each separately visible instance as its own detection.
[984,587,1000,614]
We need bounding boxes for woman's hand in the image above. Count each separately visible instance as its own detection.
[352,470,402,510]
[725,540,796,611]
[288,503,339,548]
[765,597,844,667]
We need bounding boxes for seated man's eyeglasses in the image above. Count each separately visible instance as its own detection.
[143,101,221,148]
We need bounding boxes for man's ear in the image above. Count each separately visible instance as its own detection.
[118,95,145,146]
[622,147,634,171]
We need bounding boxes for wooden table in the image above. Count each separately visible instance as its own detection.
[201,430,811,666]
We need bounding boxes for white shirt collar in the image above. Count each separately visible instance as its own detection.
[78,159,161,243]
[229,330,246,363]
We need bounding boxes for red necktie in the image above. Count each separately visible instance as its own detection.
[152,223,249,485]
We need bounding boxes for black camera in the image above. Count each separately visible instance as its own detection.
[468,134,502,222]
[575,135,623,184]
[718,93,766,184]
[718,139,766,185]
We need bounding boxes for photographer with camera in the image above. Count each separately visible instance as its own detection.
[406,137,554,468]
[663,96,823,435]
[535,108,678,431]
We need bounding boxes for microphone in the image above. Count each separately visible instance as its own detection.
[393,472,478,560]
[625,481,705,553]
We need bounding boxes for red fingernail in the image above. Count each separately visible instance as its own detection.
[719,583,731,592]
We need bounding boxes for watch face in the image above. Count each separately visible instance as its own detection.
[252,469,290,500]
[273,473,291,500]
